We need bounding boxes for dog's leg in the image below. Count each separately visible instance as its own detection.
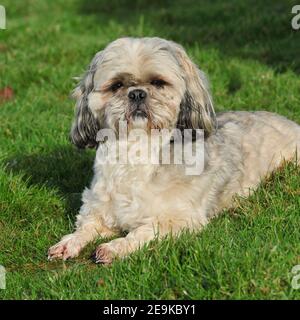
[48,184,117,261]
[93,218,202,264]
[48,212,117,261]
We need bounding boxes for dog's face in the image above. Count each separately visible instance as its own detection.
[70,37,216,148]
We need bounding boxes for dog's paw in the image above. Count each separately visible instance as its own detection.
[92,244,114,265]
[48,234,82,261]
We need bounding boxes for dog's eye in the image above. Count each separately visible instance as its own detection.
[150,79,166,88]
[110,81,123,92]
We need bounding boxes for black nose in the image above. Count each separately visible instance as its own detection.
[128,89,147,102]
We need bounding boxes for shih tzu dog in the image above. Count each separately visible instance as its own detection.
[48,37,300,264]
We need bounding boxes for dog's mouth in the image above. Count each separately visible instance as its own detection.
[126,103,149,121]
[132,109,148,119]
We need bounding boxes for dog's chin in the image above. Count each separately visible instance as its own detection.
[130,114,149,130]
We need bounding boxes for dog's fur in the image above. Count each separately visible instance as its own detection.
[48,37,300,264]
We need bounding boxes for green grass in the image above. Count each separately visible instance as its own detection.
[0,0,300,299]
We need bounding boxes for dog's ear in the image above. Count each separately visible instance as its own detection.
[170,42,217,135]
[70,51,104,149]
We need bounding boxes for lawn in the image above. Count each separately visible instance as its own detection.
[0,0,300,299]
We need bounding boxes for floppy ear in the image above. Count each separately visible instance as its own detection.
[170,42,217,135]
[70,51,104,149]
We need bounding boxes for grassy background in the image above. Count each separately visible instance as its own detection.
[0,0,300,299]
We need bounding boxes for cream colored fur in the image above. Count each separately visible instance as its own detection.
[48,38,300,264]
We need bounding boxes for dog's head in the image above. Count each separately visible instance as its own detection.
[70,37,216,148]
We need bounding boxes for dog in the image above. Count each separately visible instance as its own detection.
[48,37,300,264]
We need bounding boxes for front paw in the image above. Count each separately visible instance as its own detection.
[48,234,82,261]
[92,244,114,265]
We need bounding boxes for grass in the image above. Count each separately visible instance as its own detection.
[0,0,300,299]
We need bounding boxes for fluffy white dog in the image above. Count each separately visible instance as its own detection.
[48,37,300,264]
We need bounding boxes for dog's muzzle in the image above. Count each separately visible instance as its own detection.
[128,89,148,118]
